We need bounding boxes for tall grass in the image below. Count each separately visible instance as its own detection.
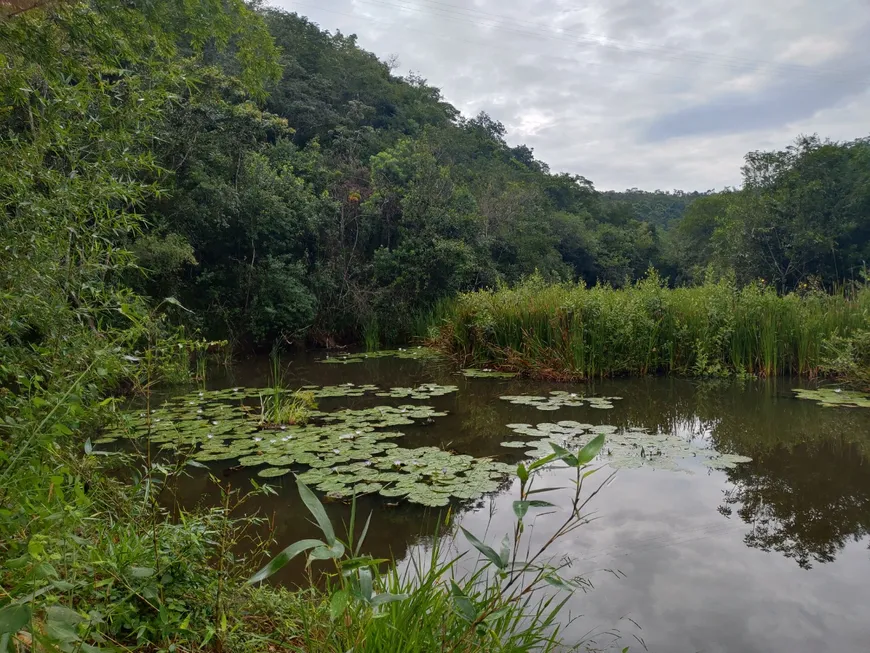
[429,273,870,380]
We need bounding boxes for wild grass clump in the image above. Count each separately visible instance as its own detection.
[430,272,870,380]
[259,354,318,426]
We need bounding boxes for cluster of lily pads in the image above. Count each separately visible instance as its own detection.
[99,386,508,506]
[501,421,752,472]
[500,391,620,411]
[375,384,458,400]
[319,347,445,364]
[461,368,518,379]
[793,388,870,408]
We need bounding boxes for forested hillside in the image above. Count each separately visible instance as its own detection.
[137,9,665,347]
[3,3,869,356]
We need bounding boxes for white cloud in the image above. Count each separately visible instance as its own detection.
[268,0,870,190]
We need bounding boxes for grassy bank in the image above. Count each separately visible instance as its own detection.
[428,274,870,380]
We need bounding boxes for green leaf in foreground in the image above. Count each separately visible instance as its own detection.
[0,604,31,635]
[298,478,337,545]
[247,539,325,584]
[460,527,506,570]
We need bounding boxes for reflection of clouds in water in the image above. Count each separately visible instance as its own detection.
[397,460,870,652]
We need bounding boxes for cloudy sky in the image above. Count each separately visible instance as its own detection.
[268,0,870,191]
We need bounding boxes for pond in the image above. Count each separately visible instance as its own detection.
[120,350,870,653]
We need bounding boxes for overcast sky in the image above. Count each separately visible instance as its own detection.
[268,0,870,191]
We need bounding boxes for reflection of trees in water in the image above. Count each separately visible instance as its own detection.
[572,377,870,569]
[718,440,870,569]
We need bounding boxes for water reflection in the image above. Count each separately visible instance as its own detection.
[189,353,870,650]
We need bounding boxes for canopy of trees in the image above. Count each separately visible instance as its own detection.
[2,3,868,351]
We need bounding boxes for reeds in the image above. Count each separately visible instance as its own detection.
[430,274,870,380]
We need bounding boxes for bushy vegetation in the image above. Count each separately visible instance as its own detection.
[430,274,870,380]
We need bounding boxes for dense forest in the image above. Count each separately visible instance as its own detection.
[122,11,870,347]
[5,3,867,354]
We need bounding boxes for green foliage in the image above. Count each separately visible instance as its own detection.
[245,448,616,652]
[432,274,870,380]
[672,136,870,290]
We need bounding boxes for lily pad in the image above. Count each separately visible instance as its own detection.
[500,391,621,411]
[101,385,511,507]
[376,384,458,400]
[319,347,445,364]
[461,368,518,379]
[793,388,870,408]
[503,422,752,473]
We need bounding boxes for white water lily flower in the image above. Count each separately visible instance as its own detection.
[207,434,214,439]
[570,393,578,398]
[333,449,341,454]
[280,425,287,430]
[197,409,203,414]
[212,421,218,425]
[355,430,362,434]
[270,439,276,443]
[393,460,403,466]
[253,437,262,442]
[199,392,204,397]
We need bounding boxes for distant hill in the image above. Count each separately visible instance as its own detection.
[600,189,708,229]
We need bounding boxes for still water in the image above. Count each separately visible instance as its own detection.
[180,351,870,653]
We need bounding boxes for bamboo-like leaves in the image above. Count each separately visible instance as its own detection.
[246,539,325,584]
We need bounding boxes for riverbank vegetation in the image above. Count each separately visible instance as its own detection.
[429,275,870,381]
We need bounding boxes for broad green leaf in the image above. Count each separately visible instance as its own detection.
[297,479,336,545]
[247,538,325,584]
[499,535,510,568]
[45,606,83,625]
[483,606,512,624]
[528,453,558,472]
[0,604,31,634]
[330,590,349,621]
[354,511,372,557]
[129,567,155,578]
[550,443,578,467]
[340,557,388,572]
[460,527,506,570]
[371,592,408,607]
[358,568,373,603]
[576,434,605,465]
[309,540,345,563]
[513,500,556,519]
[450,580,476,622]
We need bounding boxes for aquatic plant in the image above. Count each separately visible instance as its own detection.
[100,388,511,506]
[500,391,620,410]
[461,368,518,379]
[430,275,870,380]
[793,388,870,408]
[246,436,632,652]
[503,421,752,472]
[319,347,446,364]
[376,384,458,399]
